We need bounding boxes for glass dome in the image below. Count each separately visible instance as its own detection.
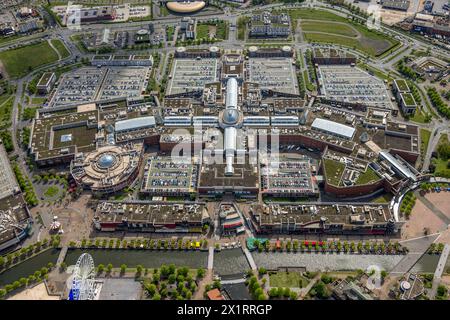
[223,108,239,125]
[97,153,116,169]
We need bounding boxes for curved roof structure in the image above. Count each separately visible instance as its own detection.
[226,78,238,109]
[70,143,143,194]
[223,108,239,125]
[98,154,116,169]
[166,1,206,13]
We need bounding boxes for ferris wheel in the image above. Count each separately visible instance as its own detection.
[69,253,96,300]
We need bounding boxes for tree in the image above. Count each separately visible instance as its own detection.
[97,264,105,273]
[259,266,268,275]
[313,281,329,299]
[321,274,333,284]
[106,263,113,273]
[136,264,143,276]
[197,268,206,279]
[152,272,160,284]
[290,291,298,300]
[168,274,176,284]
[152,293,161,300]
[19,277,28,287]
[269,288,278,298]
[120,264,127,274]
[145,283,157,296]
[0,289,6,299]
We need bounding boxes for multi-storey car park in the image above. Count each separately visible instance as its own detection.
[23,46,432,237]
[316,65,394,112]
[141,156,199,197]
[48,66,150,107]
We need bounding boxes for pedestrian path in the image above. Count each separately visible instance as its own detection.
[430,244,450,298]
[243,248,257,270]
[56,246,68,266]
[208,247,214,270]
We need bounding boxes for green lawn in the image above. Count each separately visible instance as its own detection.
[433,134,450,178]
[0,93,11,106]
[0,42,59,79]
[160,4,169,17]
[302,70,316,91]
[356,167,380,185]
[237,17,249,41]
[0,96,14,129]
[196,24,210,40]
[51,39,70,59]
[301,21,358,37]
[22,106,39,121]
[357,62,391,81]
[30,97,47,105]
[269,272,309,288]
[289,8,398,56]
[410,109,427,124]
[44,185,60,198]
[166,26,175,42]
[420,128,431,156]
[323,159,345,186]
[289,8,348,22]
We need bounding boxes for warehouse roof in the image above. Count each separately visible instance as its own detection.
[311,118,356,139]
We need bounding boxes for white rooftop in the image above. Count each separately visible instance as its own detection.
[115,116,155,132]
[311,118,356,139]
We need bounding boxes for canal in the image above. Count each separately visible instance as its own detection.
[252,252,405,272]
[0,249,60,287]
[410,253,450,273]
[64,249,209,269]
[214,248,250,279]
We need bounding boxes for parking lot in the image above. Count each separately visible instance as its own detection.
[97,67,150,100]
[50,67,106,107]
[260,155,317,195]
[141,157,198,195]
[247,58,298,94]
[317,65,393,110]
[50,66,149,107]
[168,58,218,95]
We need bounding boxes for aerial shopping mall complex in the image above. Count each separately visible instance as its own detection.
[0,0,449,302]
[23,46,427,239]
